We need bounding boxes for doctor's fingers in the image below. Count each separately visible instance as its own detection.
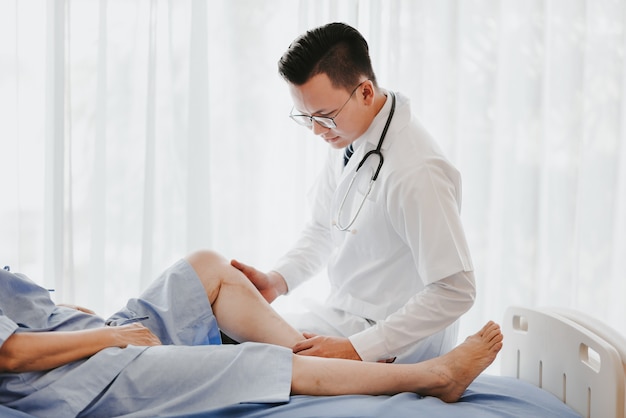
[292,333,320,353]
[292,336,321,354]
[230,259,262,279]
[229,259,247,272]
[230,260,274,292]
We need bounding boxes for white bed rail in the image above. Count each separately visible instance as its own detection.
[501,306,625,418]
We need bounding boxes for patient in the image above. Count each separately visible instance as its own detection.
[0,250,503,417]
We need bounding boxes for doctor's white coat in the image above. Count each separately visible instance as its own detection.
[274,92,474,362]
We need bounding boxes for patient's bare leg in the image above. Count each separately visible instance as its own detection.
[185,250,304,348]
[291,321,503,403]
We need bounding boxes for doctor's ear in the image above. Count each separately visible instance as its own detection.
[359,80,376,105]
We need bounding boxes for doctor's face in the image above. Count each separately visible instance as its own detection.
[288,73,373,149]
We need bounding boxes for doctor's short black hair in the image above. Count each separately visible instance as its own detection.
[278,22,378,91]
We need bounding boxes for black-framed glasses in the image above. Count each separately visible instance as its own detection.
[289,80,368,129]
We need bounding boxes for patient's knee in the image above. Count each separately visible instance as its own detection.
[184,249,231,298]
[185,249,251,296]
[186,249,228,269]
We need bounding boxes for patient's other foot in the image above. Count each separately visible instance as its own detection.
[417,321,503,403]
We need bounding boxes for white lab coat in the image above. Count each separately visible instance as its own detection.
[274,92,475,362]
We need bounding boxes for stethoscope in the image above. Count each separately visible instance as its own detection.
[334,91,396,232]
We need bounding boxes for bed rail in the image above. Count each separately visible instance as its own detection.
[501,306,625,418]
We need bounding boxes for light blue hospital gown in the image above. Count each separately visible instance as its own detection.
[0,260,292,417]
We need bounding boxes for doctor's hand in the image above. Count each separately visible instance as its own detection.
[230,259,287,304]
[292,333,362,361]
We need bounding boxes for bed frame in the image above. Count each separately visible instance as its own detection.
[501,306,626,418]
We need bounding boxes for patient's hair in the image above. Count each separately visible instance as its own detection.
[278,22,377,91]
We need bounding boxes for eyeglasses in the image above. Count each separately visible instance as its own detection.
[289,80,368,129]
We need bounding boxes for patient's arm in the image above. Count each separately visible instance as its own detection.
[0,323,161,373]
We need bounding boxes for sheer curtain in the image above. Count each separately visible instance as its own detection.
[1,0,624,341]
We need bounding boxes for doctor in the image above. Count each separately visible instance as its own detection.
[232,22,476,363]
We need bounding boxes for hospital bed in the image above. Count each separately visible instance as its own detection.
[1,306,624,417]
[205,306,626,418]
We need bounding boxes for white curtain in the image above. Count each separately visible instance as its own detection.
[1,0,625,342]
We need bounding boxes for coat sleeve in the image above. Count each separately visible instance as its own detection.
[349,271,476,361]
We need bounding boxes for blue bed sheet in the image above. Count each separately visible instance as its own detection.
[0,405,33,418]
[0,375,580,418]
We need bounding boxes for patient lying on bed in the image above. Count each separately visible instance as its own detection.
[0,250,503,417]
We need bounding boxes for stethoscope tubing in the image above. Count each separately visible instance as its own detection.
[334,91,396,231]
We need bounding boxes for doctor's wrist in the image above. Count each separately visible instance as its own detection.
[268,271,288,298]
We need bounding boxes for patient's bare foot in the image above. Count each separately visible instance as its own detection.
[417,321,503,403]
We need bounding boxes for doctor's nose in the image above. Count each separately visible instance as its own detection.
[311,121,331,136]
